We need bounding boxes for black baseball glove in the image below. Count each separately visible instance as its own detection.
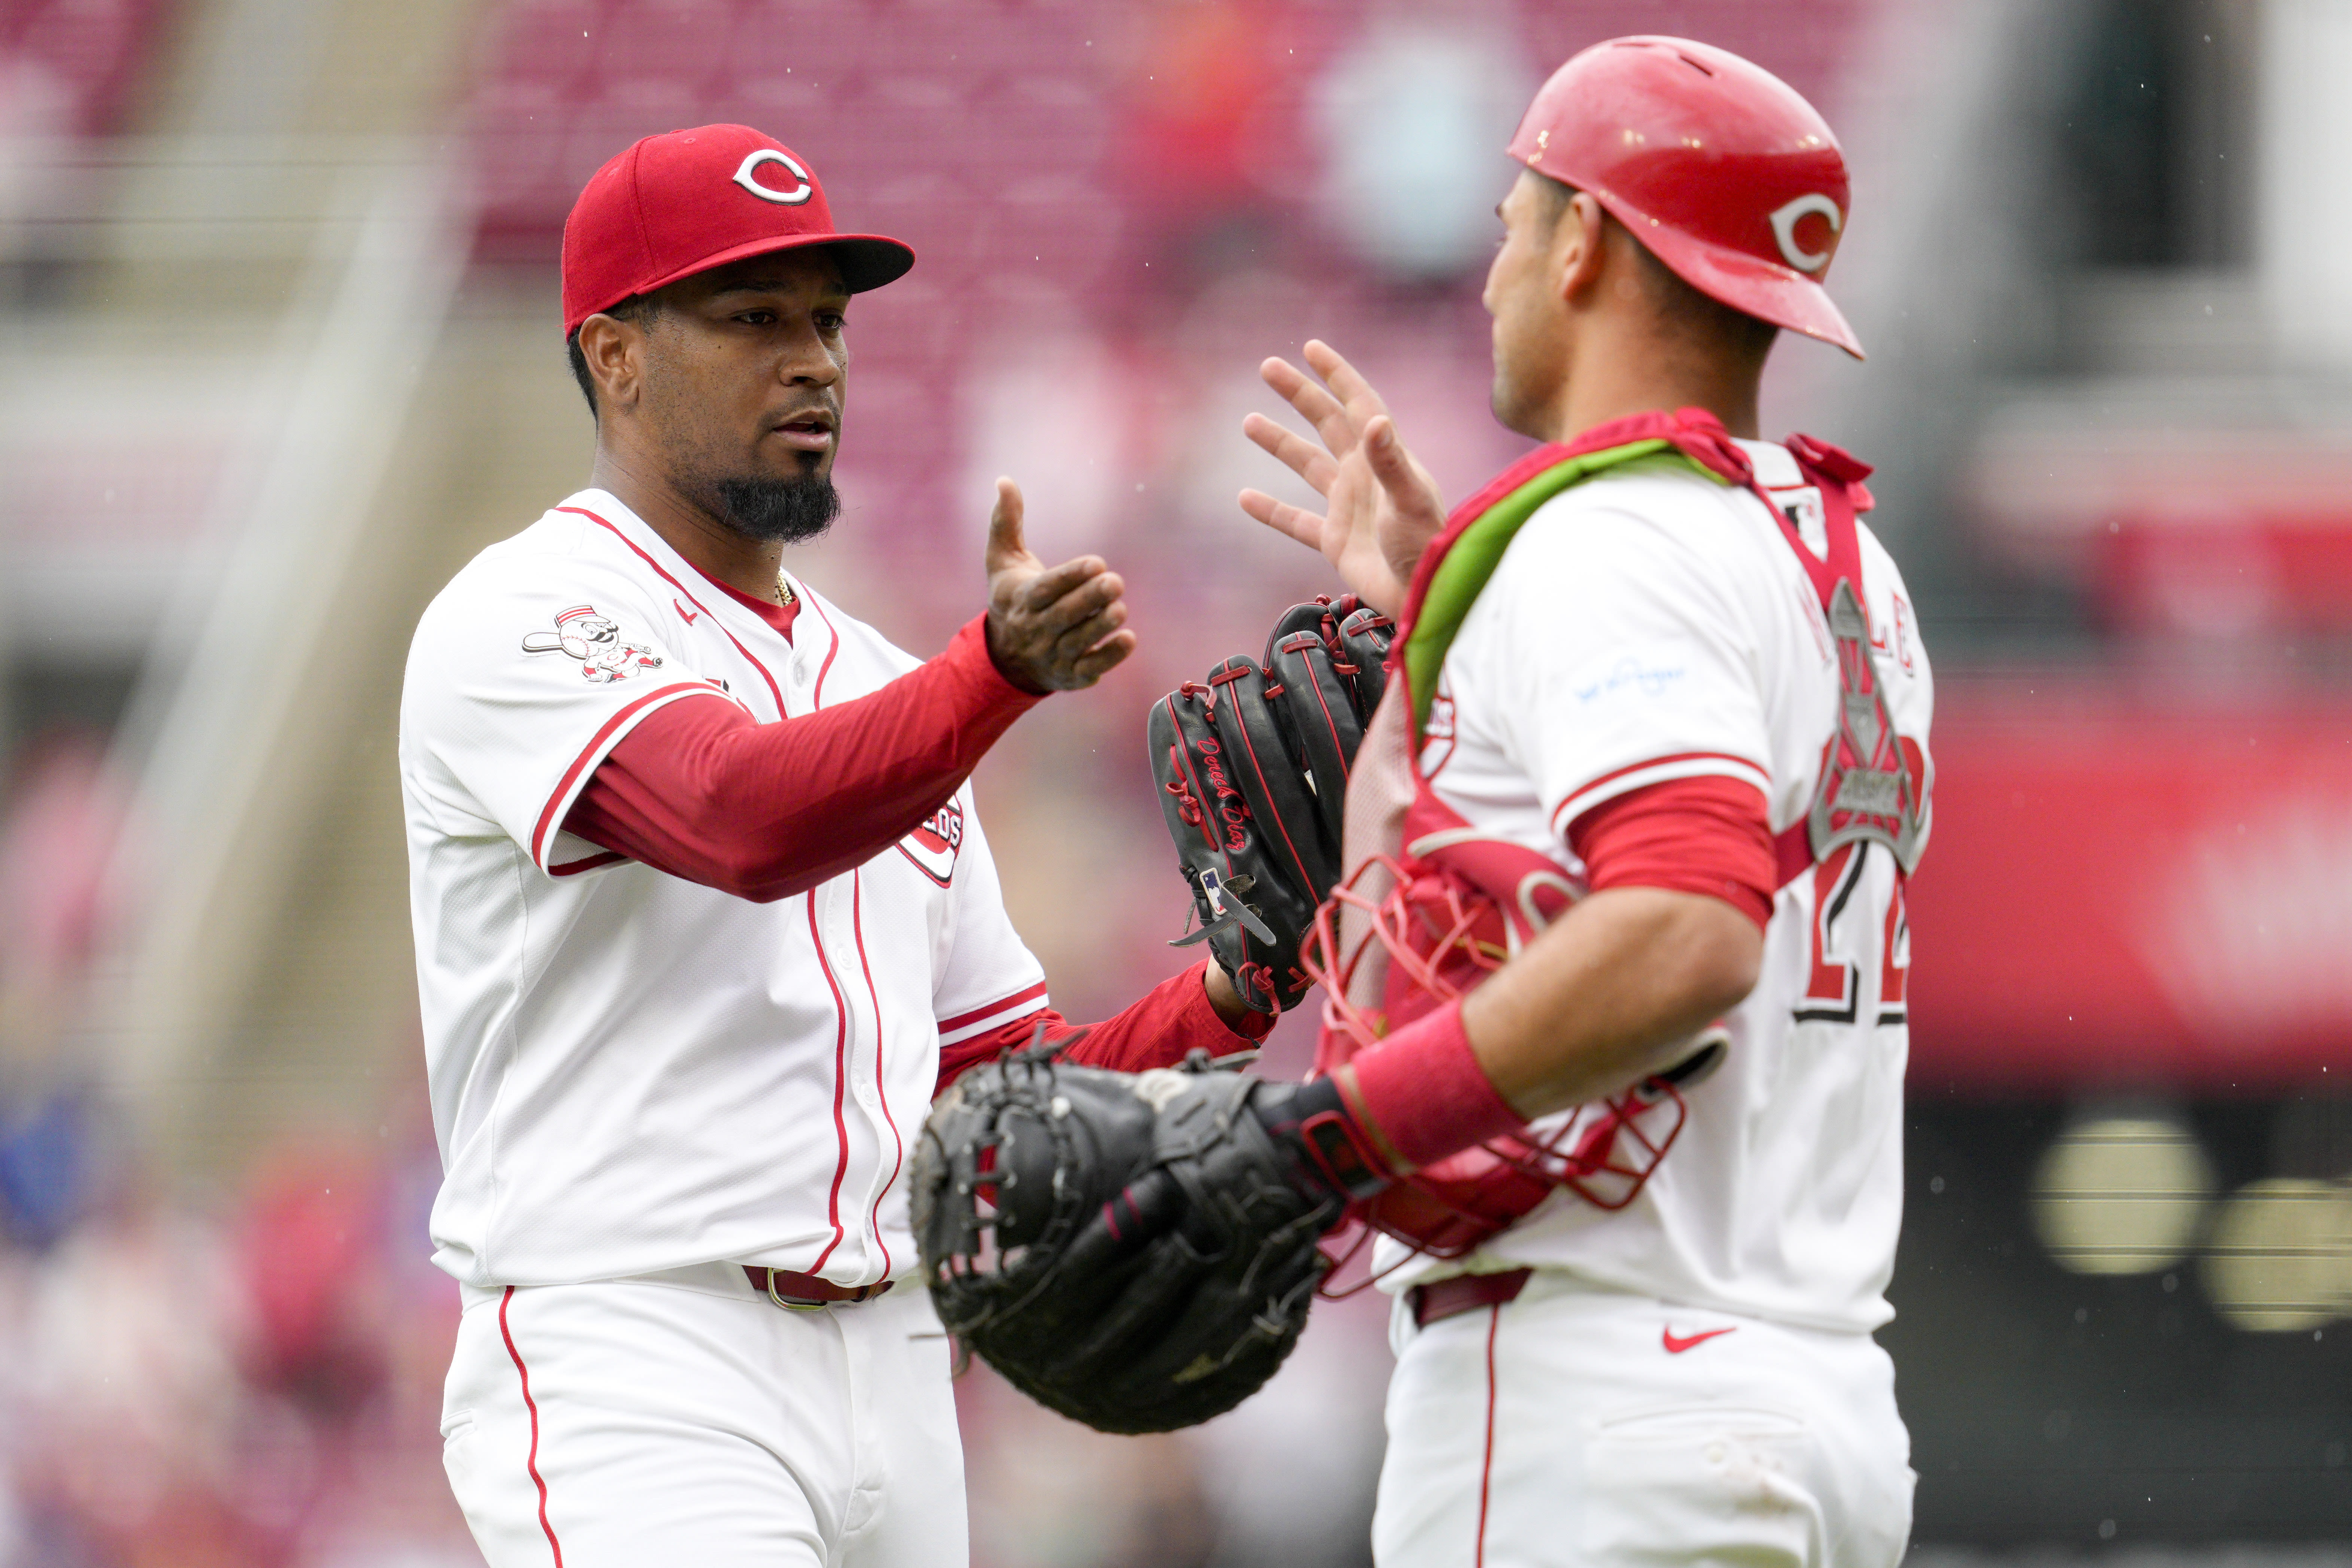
[912,1038,1350,1434]
[1149,597,1393,1013]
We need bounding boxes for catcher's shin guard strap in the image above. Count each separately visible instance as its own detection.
[1345,1000,1527,1172]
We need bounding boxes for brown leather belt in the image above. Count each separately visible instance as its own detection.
[743,1266,894,1310]
[1409,1267,1533,1328]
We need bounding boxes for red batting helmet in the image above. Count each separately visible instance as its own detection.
[1507,37,1862,358]
[562,124,914,338]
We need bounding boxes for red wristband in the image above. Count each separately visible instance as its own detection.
[1340,1000,1526,1172]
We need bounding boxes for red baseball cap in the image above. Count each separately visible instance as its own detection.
[560,124,915,338]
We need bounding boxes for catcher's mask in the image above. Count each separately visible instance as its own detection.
[1305,854,1726,1263]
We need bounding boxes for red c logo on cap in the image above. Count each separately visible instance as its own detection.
[733,149,813,206]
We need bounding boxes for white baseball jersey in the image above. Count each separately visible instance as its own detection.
[1391,441,1933,1333]
[400,488,1052,1289]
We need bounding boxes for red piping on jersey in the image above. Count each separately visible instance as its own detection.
[556,506,786,716]
[497,1287,565,1567]
[937,979,1050,1036]
[852,872,902,1277]
[805,590,842,707]
[1547,749,1770,838]
[806,895,854,1274]
[1475,1303,1501,1568]
[531,681,709,867]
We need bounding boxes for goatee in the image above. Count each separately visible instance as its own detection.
[702,472,842,544]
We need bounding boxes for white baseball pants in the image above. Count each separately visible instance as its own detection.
[1374,1272,1914,1568]
[441,1264,965,1568]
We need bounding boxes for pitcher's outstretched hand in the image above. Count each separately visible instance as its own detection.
[984,477,1135,692]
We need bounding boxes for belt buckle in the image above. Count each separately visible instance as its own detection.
[766,1273,833,1312]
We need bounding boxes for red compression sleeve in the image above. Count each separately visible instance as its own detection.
[1567,775,1775,932]
[932,961,1272,1098]
[564,614,1039,901]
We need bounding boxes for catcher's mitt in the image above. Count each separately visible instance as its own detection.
[1150,597,1393,1013]
[912,1039,1336,1434]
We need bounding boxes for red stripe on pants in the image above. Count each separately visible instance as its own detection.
[498,1286,566,1566]
[1475,1303,1501,1568]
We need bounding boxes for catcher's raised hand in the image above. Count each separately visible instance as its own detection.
[983,477,1136,692]
[1239,340,1446,616]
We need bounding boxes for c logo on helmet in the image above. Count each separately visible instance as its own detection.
[1769,193,1843,273]
[733,148,813,206]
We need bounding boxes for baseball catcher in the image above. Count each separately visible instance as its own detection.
[939,37,1936,1568]
[1217,37,1930,1568]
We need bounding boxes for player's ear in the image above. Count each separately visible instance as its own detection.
[577,311,645,414]
[1555,191,1609,305]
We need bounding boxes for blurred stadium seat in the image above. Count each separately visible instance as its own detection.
[2,0,166,137]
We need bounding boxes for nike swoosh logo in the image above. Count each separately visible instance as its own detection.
[675,599,700,624]
[1662,1326,1737,1354]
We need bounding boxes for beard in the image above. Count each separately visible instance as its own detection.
[687,468,842,544]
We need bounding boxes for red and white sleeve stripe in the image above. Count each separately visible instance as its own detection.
[529,681,735,873]
[1550,749,1771,841]
[935,978,1051,1048]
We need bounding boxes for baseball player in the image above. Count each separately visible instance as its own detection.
[1232,39,1930,1567]
[399,124,1268,1567]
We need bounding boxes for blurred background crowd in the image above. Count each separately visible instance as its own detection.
[1,0,2349,1563]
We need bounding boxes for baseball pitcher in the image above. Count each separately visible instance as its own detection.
[399,125,1271,1567]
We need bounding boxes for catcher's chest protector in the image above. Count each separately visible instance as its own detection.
[1310,407,1926,1260]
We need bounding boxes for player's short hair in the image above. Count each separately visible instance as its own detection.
[1528,169,1576,232]
[1624,227,1779,363]
[566,293,660,417]
[1527,171,1779,365]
